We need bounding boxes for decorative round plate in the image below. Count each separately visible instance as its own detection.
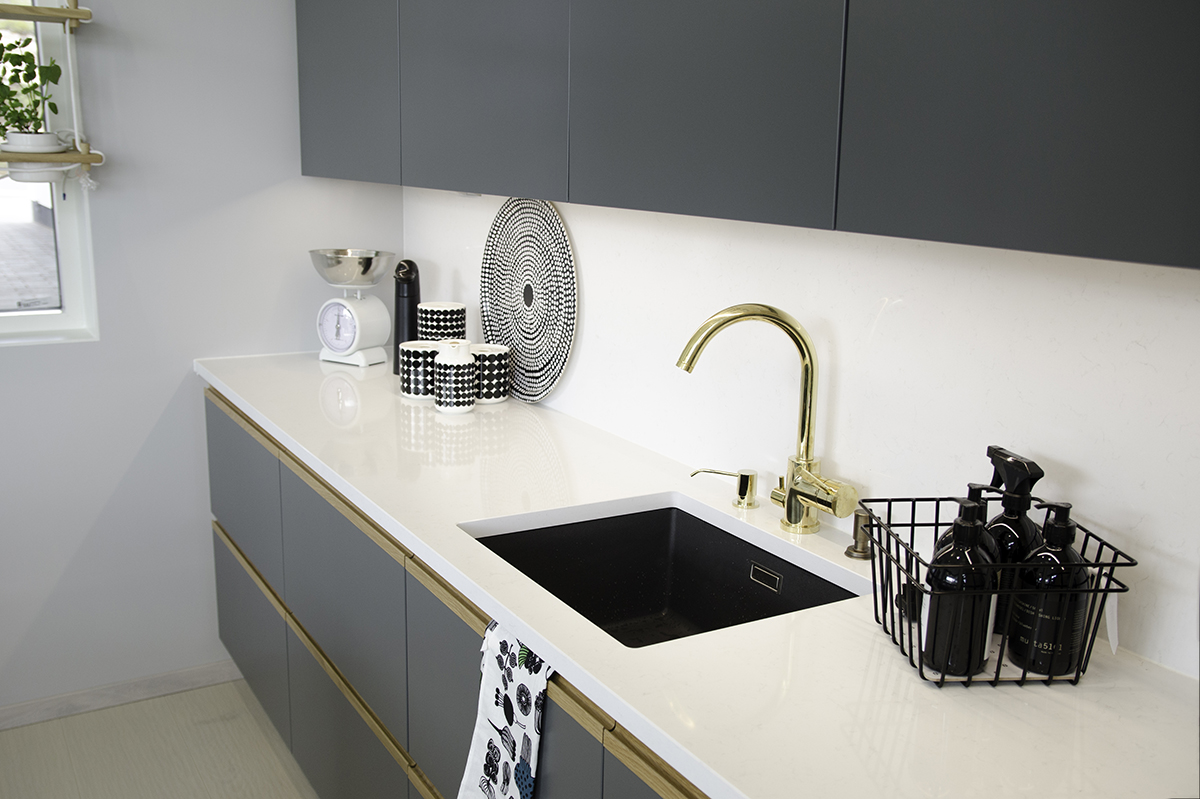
[480,198,577,403]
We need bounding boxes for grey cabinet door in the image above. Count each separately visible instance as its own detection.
[601,749,660,799]
[532,696,603,799]
[399,0,569,200]
[287,629,410,799]
[295,0,402,184]
[280,466,409,749]
[837,0,1200,269]
[405,574,483,798]
[569,0,845,228]
[213,531,292,748]
[205,399,284,591]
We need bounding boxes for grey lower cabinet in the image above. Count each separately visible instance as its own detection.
[205,396,284,591]
[568,0,845,228]
[602,751,661,799]
[212,530,292,748]
[288,628,410,799]
[405,572,486,798]
[837,0,1200,269]
[208,392,680,799]
[398,0,569,200]
[280,465,408,750]
[295,0,402,184]
[535,697,604,799]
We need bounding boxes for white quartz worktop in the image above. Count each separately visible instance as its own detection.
[195,353,1199,799]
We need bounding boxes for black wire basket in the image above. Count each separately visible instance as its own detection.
[859,492,1136,686]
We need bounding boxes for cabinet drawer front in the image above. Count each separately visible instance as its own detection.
[281,465,410,748]
[405,571,485,799]
[212,530,292,748]
[287,628,411,799]
[205,397,285,590]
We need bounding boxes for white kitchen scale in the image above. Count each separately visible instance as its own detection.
[311,249,395,367]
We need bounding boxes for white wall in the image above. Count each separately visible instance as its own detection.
[0,0,405,707]
[402,187,1200,678]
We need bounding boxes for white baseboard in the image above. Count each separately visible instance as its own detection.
[0,659,244,732]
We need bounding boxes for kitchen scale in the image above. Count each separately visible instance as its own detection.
[311,249,395,367]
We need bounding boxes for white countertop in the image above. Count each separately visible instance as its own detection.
[195,353,1199,799]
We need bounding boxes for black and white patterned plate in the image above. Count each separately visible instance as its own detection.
[480,198,577,403]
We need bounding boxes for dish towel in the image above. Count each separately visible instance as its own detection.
[457,620,554,799]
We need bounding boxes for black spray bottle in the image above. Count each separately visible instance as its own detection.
[921,499,997,677]
[985,446,1045,632]
[392,260,420,375]
[1007,502,1091,676]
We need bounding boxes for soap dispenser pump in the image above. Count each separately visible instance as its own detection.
[936,483,999,563]
[1006,502,1091,676]
[985,445,1045,631]
[921,498,997,677]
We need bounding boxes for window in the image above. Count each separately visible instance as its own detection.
[0,2,98,346]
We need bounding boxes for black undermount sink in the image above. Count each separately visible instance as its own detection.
[474,504,857,648]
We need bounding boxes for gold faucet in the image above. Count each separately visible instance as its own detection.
[676,303,858,534]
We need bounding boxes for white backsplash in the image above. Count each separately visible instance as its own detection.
[403,186,1200,678]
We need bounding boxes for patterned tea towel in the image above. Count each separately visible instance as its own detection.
[457,620,554,799]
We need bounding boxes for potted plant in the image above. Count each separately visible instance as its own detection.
[0,34,64,153]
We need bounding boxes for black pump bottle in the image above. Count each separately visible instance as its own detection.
[985,446,1045,632]
[922,499,997,677]
[936,483,1000,563]
[1007,502,1091,676]
[392,260,420,375]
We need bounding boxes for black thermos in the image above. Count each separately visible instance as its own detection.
[393,260,420,375]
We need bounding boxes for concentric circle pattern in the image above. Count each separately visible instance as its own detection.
[480,198,577,403]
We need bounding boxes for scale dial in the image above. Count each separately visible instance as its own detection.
[318,300,358,353]
[316,294,390,367]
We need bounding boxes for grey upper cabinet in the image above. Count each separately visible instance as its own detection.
[568,0,846,228]
[205,399,284,591]
[280,466,409,749]
[399,0,569,200]
[837,0,1200,269]
[296,0,402,184]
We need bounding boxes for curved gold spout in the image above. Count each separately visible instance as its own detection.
[677,303,857,534]
[676,303,817,465]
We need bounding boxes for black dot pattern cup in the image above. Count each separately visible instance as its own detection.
[399,341,440,400]
[418,302,467,341]
[434,339,476,414]
[471,343,510,404]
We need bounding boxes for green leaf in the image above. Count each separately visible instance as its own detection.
[47,101,57,115]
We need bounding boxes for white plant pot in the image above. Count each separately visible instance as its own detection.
[1,130,70,153]
[6,161,72,183]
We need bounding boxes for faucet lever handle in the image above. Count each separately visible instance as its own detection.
[690,468,759,509]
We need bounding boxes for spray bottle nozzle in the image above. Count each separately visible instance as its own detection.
[987,446,1045,513]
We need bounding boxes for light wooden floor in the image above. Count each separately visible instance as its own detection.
[0,680,319,799]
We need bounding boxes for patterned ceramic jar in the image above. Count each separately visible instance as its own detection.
[434,339,476,414]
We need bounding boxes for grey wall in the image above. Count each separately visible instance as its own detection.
[0,0,405,707]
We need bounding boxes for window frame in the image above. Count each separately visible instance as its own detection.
[0,5,98,347]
